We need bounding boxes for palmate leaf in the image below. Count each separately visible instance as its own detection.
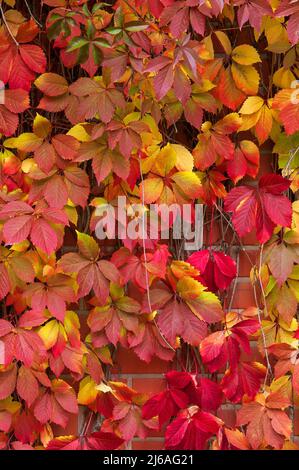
[59,232,120,303]
[237,387,292,449]
[193,113,242,170]
[0,200,69,255]
[165,406,222,450]
[88,283,141,346]
[0,25,46,91]
[5,114,81,176]
[33,379,78,427]
[69,77,126,123]
[27,163,90,209]
[200,317,260,372]
[275,0,299,45]
[187,249,237,292]
[143,271,223,348]
[224,174,292,243]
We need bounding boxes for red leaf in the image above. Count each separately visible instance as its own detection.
[0,364,17,400]
[165,407,222,450]
[224,174,292,243]
[30,219,58,255]
[187,249,237,292]
[17,366,39,407]
[19,45,47,74]
[47,431,124,450]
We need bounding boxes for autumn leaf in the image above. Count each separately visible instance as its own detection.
[165,406,222,450]
[59,232,120,303]
[224,174,292,243]
[237,387,292,449]
[0,24,46,91]
[239,96,274,144]
[69,77,125,123]
[0,200,69,255]
[200,317,260,372]
[0,89,29,136]
[47,431,124,450]
[193,114,242,170]
[187,249,237,292]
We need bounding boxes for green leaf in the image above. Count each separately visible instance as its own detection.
[106,26,122,35]
[86,20,96,40]
[92,44,103,66]
[67,37,90,53]
[93,38,111,49]
[92,3,111,13]
[124,21,149,32]
[114,6,124,28]
[47,20,63,40]
[77,44,90,64]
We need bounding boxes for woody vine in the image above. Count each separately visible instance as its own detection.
[0,0,298,451]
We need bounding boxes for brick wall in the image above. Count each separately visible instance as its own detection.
[62,28,298,450]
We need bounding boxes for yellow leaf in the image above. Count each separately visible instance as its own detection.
[110,282,124,302]
[193,80,215,94]
[2,0,16,6]
[214,30,232,55]
[171,144,194,172]
[255,104,273,144]
[273,67,296,89]
[239,96,264,115]
[239,111,261,131]
[142,177,164,203]
[33,114,52,139]
[38,320,60,350]
[4,133,43,152]
[65,205,78,226]
[96,382,113,393]
[78,376,98,405]
[264,17,290,53]
[232,45,261,65]
[159,185,176,205]
[198,35,214,60]
[0,397,21,414]
[76,231,99,260]
[171,171,202,199]
[152,143,176,176]
[21,158,36,173]
[177,276,205,300]
[231,63,260,95]
[67,124,91,142]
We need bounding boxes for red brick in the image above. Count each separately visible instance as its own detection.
[238,249,259,277]
[132,378,166,395]
[112,347,173,374]
[230,281,256,309]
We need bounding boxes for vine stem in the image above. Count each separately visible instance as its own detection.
[214,203,273,386]
[0,4,19,47]
[228,249,239,311]
[253,244,273,388]
[80,410,94,437]
[24,0,43,28]
[138,153,175,353]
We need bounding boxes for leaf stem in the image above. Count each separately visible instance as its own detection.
[0,3,19,47]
